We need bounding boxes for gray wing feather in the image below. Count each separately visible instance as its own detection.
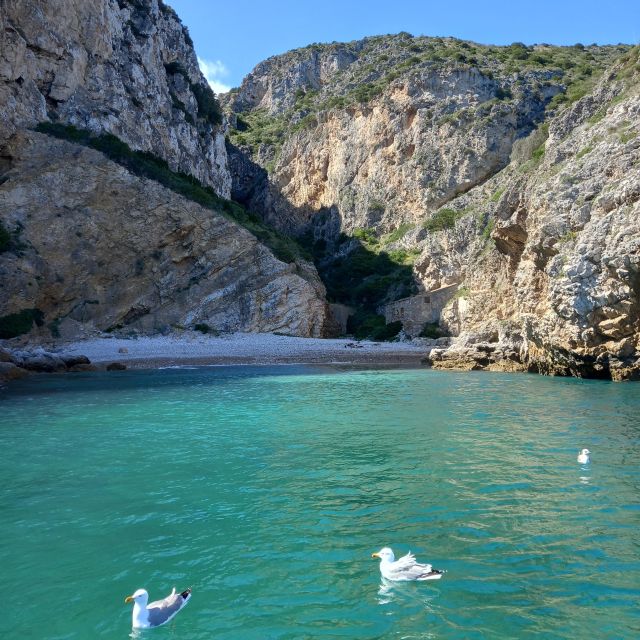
[146,591,186,627]
[389,552,435,580]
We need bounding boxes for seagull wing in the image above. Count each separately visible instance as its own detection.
[387,551,435,580]
[146,588,190,628]
[391,552,431,580]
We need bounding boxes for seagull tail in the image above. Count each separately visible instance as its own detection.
[180,587,192,601]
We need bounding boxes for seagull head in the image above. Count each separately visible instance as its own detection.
[580,449,590,455]
[372,547,395,562]
[124,589,148,605]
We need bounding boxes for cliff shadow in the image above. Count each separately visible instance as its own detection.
[226,141,418,338]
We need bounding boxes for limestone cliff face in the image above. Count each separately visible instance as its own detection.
[226,37,638,379]
[225,36,622,238]
[0,132,330,338]
[415,58,640,380]
[0,0,230,195]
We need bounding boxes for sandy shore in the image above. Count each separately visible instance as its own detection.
[57,333,430,369]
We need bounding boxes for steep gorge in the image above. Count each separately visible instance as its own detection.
[225,37,640,379]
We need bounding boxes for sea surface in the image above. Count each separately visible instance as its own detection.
[1,365,639,639]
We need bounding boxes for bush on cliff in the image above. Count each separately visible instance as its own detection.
[0,308,45,339]
[423,208,462,232]
[35,122,309,266]
[0,221,10,252]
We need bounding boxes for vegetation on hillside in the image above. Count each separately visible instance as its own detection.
[35,123,309,265]
[163,60,223,126]
[0,308,44,339]
[227,36,630,164]
[300,226,419,339]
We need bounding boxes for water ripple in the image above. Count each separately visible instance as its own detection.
[1,367,639,638]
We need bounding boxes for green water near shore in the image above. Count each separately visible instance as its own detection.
[1,366,639,639]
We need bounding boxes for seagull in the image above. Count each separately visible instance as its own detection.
[577,448,591,464]
[372,547,445,581]
[124,587,191,629]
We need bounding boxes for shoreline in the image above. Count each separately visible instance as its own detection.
[55,333,431,370]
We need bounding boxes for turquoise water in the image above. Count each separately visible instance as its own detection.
[1,366,639,639]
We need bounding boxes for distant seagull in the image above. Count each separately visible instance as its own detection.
[124,587,191,629]
[372,547,445,581]
[577,448,591,464]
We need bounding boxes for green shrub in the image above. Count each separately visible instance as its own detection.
[190,83,222,126]
[0,221,10,252]
[350,82,385,104]
[368,200,386,214]
[419,322,442,338]
[558,230,578,243]
[576,145,593,159]
[423,208,461,232]
[228,109,287,154]
[182,26,193,48]
[531,143,545,162]
[489,187,504,202]
[384,223,414,244]
[386,248,420,265]
[370,320,403,341]
[164,61,189,80]
[0,308,44,339]
[320,238,416,314]
[323,95,348,110]
[481,218,495,243]
[353,227,379,246]
[495,86,513,100]
[193,323,218,334]
[291,113,318,133]
[348,313,401,341]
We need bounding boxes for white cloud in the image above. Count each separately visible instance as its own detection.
[198,57,231,94]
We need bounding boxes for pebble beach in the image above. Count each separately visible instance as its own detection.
[58,332,430,369]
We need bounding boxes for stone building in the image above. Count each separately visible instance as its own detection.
[382,284,459,336]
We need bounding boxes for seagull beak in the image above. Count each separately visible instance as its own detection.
[124,595,134,604]
[371,552,380,558]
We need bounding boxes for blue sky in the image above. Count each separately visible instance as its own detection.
[166,0,639,93]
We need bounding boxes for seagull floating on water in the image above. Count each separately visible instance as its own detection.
[372,547,445,581]
[577,448,591,464]
[124,587,191,629]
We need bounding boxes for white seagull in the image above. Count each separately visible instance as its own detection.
[577,448,591,464]
[124,586,192,629]
[372,547,445,581]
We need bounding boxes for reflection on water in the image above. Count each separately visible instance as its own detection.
[377,578,437,608]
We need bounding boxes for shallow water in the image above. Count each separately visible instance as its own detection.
[1,366,639,639]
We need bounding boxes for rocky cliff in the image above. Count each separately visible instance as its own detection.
[0,0,230,195]
[0,0,333,345]
[225,37,639,379]
[225,36,623,236]
[428,51,640,381]
[0,131,330,339]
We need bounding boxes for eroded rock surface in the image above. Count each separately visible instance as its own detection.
[0,132,331,339]
[0,0,230,195]
[426,63,640,380]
